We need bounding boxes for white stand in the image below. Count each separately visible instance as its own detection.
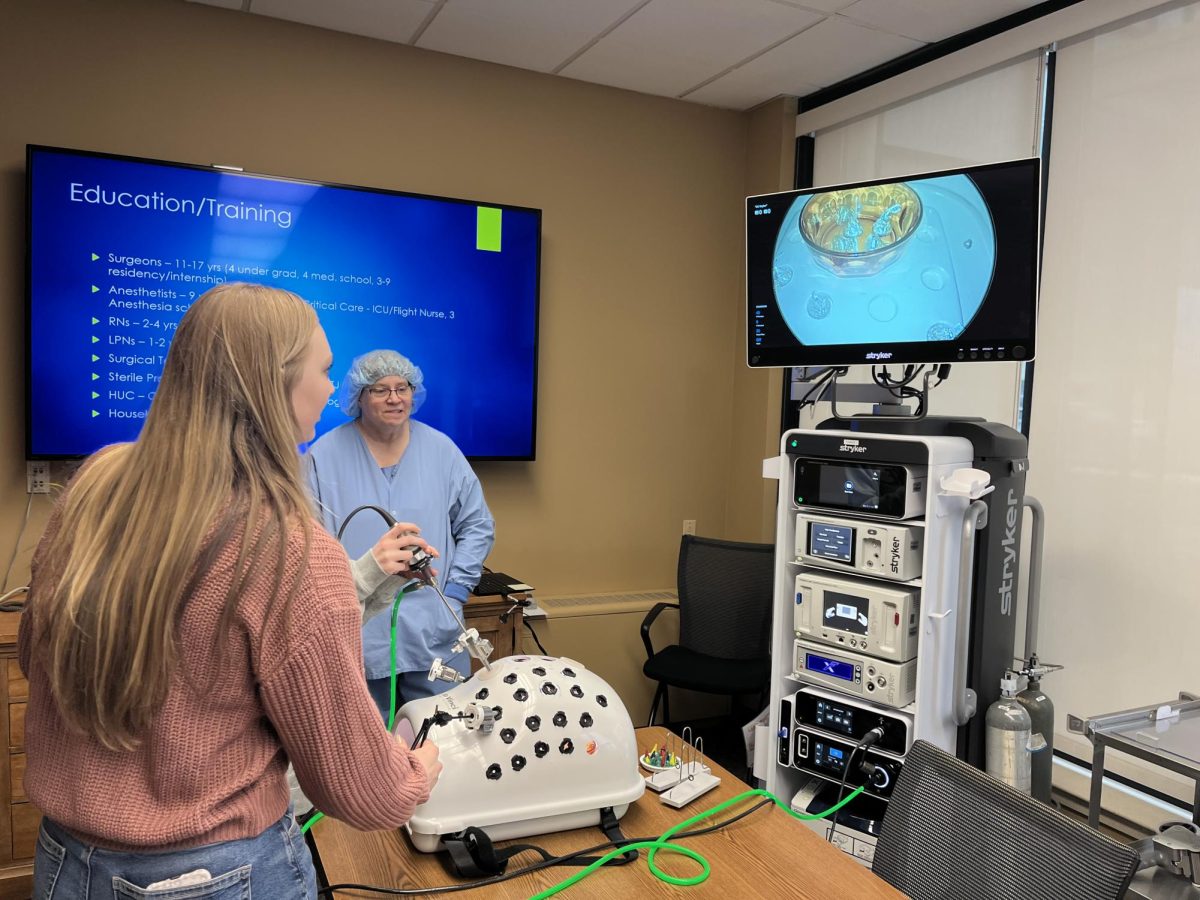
[645,762,712,793]
[660,768,721,808]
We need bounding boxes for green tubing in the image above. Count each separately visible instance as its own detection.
[387,592,401,732]
[300,589,408,837]
[528,784,866,898]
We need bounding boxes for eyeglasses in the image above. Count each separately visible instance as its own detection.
[365,384,412,399]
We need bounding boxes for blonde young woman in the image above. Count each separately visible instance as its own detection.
[19,283,441,899]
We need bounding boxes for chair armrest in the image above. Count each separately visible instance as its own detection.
[640,602,680,661]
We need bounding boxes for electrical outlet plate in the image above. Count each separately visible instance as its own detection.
[520,597,547,618]
[26,461,50,494]
[682,519,696,535]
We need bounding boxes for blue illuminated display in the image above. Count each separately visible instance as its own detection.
[27,146,541,459]
[807,652,855,682]
[810,522,854,562]
[770,176,995,347]
[813,741,848,773]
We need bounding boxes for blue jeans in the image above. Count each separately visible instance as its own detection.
[33,808,316,899]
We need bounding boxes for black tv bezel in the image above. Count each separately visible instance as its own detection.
[25,144,543,462]
[745,157,1040,368]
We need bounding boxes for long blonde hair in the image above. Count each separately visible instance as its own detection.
[35,283,318,750]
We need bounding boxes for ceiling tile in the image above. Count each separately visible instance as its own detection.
[765,0,857,11]
[247,0,437,45]
[560,0,824,99]
[840,0,1042,43]
[187,0,246,10]
[686,73,822,110]
[417,0,646,73]
[686,14,923,108]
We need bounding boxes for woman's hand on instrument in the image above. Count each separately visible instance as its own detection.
[409,739,443,787]
[371,523,440,578]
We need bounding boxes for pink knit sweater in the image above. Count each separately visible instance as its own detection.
[19,508,432,851]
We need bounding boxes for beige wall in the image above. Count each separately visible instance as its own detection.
[0,1,791,610]
[724,98,795,543]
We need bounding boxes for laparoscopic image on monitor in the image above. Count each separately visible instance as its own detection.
[746,158,1040,367]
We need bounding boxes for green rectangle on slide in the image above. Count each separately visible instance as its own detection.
[476,207,502,252]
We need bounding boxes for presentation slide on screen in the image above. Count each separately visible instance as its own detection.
[28,150,540,458]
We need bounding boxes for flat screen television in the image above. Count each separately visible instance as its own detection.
[26,145,541,460]
[746,158,1039,367]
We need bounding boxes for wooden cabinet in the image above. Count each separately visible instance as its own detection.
[462,594,523,671]
[0,611,34,897]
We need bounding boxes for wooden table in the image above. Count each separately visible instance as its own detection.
[310,726,905,898]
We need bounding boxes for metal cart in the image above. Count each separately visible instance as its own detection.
[1069,693,1200,900]
[1068,692,1199,828]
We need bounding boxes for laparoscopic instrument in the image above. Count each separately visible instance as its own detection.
[335,503,495,683]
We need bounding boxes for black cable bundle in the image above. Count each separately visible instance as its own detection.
[796,366,849,412]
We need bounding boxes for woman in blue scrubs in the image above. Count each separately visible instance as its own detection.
[305,350,495,720]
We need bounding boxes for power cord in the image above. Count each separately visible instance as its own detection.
[796,367,849,414]
[0,586,29,613]
[872,365,926,415]
[825,726,885,849]
[1,478,83,612]
[869,364,951,416]
[523,618,549,655]
[1,493,35,595]
[314,784,865,896]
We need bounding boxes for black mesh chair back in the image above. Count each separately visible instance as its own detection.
[677,535,774,660]
[873,740,1139,900]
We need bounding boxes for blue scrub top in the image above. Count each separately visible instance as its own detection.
[304,420,495,678]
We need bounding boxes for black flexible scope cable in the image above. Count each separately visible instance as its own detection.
[825,726,885,850]
[336,504,397,541]
[314,797,776,897]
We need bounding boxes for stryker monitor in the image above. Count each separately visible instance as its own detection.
[747,158,1039,367]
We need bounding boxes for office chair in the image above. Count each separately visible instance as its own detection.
[640,534,774,728]
[873,739,1139,900]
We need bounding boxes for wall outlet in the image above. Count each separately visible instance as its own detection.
[682,519,696,536]
[520,596,547,618]
[27,461,50,494]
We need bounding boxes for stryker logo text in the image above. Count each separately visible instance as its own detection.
[997,488,1019,616]
[890,537,902,574]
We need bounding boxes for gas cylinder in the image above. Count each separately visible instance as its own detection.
[1016,654,1055,803]
[986,670,1032,794]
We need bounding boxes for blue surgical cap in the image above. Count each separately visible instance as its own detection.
[336,349,427,418]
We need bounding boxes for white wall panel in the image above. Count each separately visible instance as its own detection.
[1030,2,1200,806]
